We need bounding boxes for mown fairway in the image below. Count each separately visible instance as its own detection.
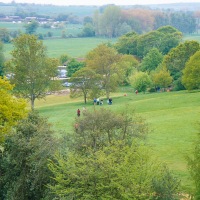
[36,89,200,192]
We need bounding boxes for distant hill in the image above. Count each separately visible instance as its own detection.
[0,2,200,18]
[147,2,200,11]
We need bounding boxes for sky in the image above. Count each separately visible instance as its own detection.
[1,0,200,6]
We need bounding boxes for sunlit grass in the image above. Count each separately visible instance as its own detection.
[36,89,200,192]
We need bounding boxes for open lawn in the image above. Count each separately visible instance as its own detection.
[4,37,116,59]
[35,89,200,192]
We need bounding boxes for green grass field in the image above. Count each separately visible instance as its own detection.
[35,89,200,192]
[4,37,116,59]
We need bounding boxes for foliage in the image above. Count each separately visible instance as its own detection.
[5,34,59,109]
[59,53,70,65]
[70,67,102,104]
[163,40,200,81]
[151,66,173,91]
[24,20,39,35]
[86,44,122,98]
[117,54,139,85]
[0,28,10,43]
[98,5,122,37]
[137,26,182,58]
[48,108,180,199]
[79,23,95,37]
[140,48,163,72]
[182,50,200,90]
[0,77,27,143]
[187,126,200,199]
[130,71,152,93]
[67,58,85,77]
[114,31,138,55]
[121,9,155,33]
[170,12,196,34]
[71,108,147,151]
[0,111,61,200]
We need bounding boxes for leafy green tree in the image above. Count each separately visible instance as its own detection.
[70,68,102,104]
[0,28,10,43]
[59,53,69,65]
[86,44,122,98]
[115,22,132,36]
[117,54,139,85]
[67,58,85,77]
[0,77,27,143]
[48,108,180,199]
[130,71,152,93]
[163,40,200,90]
[163,40,200,78]
[151,66,173,91]
[71,108,147,151]
[182,50,200,90]
[137,26,182,58]
[187,126,200,199]
[140,48,163,72]
[24,20,39,34]
[100,5,122,37]
[79,23,95,37]
[0,111,61,200]
[5,34,59,110]
[114,31,138,55]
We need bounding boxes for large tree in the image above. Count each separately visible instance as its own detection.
[0,111,61,200]
[98,5,122,37]
[67,58,85,77]
[6,34,59,109]
[140,48,163,72]
[48,108,180,199]
[151,66,173,91]
[114,31,138,55]
[163,40,200,78]
[163,40,200,90]
[0,77,27,143]
[182,50,200,90]
[130,71,152,93]
[137,26,182,58]
[70,67,102,104]
[86,44,122,98]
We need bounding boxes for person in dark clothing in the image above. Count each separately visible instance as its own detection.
[77,109,80,117]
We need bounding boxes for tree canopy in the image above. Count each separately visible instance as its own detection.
[140,48,163,72]
[182,50,200,90]
[0,111,61,200]
[70,67,102,104]
[86,44,122,98]
[6,34,59,109]
[48,108,180,199]
[0,77,27,143]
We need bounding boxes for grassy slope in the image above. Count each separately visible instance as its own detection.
[36,90,200,192]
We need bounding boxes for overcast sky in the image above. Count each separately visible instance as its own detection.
[1,0,200,6]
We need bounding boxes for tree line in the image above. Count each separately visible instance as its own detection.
[0,4,199,43]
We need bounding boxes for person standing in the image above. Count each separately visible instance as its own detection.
[77,109,80,117]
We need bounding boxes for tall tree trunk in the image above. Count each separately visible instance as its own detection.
[31,95,35,110]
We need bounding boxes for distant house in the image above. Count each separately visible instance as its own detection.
[25,17,37,22]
